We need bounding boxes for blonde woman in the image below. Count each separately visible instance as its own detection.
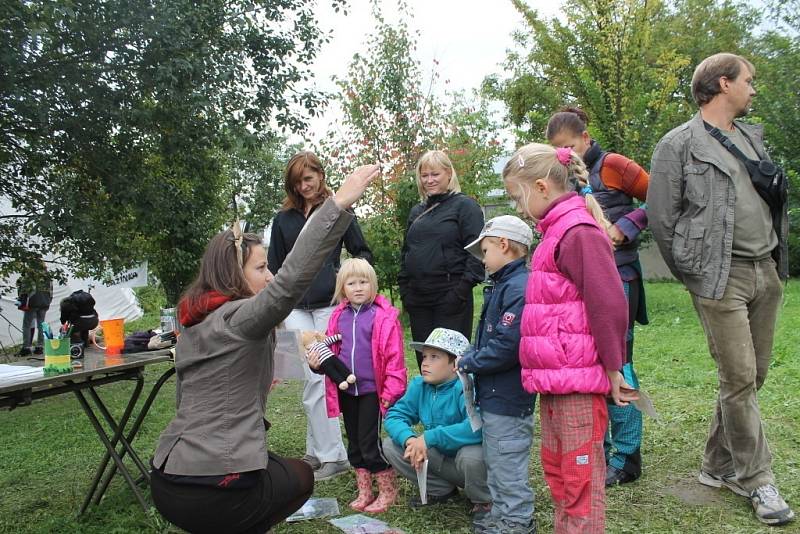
[397,150,484,369]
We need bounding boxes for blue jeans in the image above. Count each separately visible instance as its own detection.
[481,410,535,524]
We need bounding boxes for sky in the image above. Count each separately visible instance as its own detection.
[294,0,562,147]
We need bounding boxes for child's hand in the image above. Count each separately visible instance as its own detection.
[403,436,428,471]
[607,224,626,247]
[606,369,640,407]
[306,347,322,370]
[381,398,391,409]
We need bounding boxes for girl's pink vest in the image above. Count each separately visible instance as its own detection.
[520,194,611,395]
[324,294,407,417]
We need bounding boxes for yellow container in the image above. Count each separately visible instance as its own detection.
[43,338,72,375]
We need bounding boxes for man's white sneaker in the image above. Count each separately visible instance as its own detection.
[751,484,795,526]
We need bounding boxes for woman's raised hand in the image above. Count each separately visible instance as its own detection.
[334,164,380,210]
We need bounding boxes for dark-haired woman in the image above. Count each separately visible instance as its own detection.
[267,151,373,481]
[547,107,650,487]
[150,165,379,534]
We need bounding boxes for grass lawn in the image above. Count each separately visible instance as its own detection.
[1,281,798,533]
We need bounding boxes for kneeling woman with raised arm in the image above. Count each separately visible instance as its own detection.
[149,164,379,534]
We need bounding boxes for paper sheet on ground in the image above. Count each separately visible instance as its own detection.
[272,329,305,380]
[631,388,658,419]
[457,370,482,431]
[329,514,405,533]
[416,458,428,505]
[286,497,339,522]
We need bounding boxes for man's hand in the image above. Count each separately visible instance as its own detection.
[403,435,428,471]
[606,369,640,407]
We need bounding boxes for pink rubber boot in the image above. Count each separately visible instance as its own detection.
[363,469,398,514]
[349,468,375,511]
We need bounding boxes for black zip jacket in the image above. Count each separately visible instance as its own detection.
[268,205,372,309]
[398,192,484,305]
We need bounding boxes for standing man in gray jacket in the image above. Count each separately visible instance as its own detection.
[648,53,792,526]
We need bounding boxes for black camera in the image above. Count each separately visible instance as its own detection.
[70,342,84,359]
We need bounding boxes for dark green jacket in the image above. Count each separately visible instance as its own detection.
[648,112,788,299]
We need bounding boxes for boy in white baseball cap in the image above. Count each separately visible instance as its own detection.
[460,215,537,534]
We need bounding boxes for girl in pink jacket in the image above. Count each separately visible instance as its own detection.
[502,143,638,534]
[308,258,407,514]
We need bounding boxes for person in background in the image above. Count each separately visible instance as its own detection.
[308,258,407,514]
[648,53,792,526]
[504,142,637,534]
[268,150,373,481]
[382,328,490,520]
[546,107,650,487]
[398,150,484,370]
[16,259,53,357]
[458,215,536,534]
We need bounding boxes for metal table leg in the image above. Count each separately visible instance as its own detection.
[73,379,148,513]
[87,385,150,480]
[93,366,176,504]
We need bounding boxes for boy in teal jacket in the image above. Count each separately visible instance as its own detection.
[382,328,490,512]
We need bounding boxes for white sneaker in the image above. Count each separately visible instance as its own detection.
[750,484,795,526]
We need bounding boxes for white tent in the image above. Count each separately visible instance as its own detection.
[0,195,146,350]
[0,268,145,350]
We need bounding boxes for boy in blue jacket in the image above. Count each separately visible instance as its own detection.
[382,328,489,514]
[458,215,536,534]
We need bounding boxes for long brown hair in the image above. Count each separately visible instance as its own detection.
[281,150,332,211]
[181,230,264,303]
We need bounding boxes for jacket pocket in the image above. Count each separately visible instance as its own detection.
[405,240,448,278]
[683,163,711,204]
[671,218,705,275]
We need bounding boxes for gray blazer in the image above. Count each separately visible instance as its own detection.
[153,199,354,475]
[648,112,788,300]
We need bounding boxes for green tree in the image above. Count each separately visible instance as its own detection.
[485,0,756,164]
[1,0,344,302]
[319,4,503,298]
[750,5,800,274]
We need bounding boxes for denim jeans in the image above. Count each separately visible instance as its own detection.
[481,410,535,525]
[691,256,782,492]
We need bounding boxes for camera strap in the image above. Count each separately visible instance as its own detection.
[703,121,758,167]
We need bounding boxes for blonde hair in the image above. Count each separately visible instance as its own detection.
[484,236,529,259]
[332,258,379,305]
[415,150,461,201]
[502,143,611,234]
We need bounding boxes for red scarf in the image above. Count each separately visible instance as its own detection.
[178,291,232,327]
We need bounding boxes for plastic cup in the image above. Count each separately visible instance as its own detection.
[44,338,72,375]
[99,318,125,356]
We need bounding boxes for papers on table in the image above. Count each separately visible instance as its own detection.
[0,364,44,381]
[457,370,482,431]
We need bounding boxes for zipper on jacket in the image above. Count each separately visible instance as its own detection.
[350,304,361,396]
